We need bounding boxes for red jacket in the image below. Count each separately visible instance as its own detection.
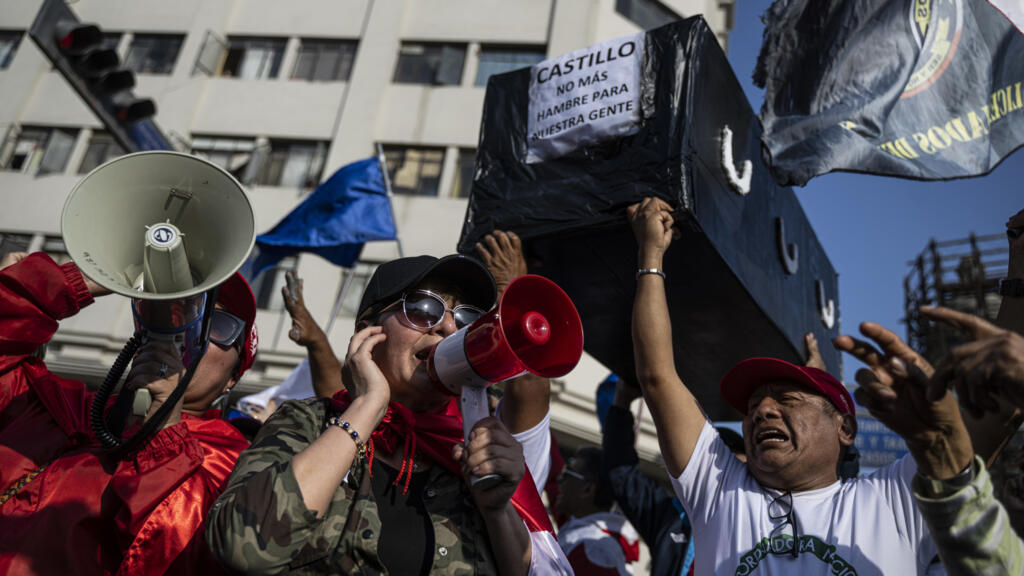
[0,254,249,575]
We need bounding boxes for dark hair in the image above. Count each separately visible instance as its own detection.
[715,427,745,455]
[572,446,615,509]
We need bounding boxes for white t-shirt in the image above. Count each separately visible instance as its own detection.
[507,406,552,492]
[673,421,937,576]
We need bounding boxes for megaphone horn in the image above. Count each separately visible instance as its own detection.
[426,274,584,488]
[61,151,256,300]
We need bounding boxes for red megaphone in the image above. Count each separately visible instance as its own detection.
[427,274,583,486]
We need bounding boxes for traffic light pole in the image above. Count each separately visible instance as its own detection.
[29,0,172,152]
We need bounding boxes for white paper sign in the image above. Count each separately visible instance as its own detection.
[526,33,645,163]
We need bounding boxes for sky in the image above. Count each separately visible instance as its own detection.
[725,1,1023,382]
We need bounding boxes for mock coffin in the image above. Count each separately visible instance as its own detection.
[458,16,840,420]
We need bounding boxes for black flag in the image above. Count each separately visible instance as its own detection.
[755,0,1024,186]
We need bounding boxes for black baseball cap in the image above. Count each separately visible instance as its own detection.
[356,254,497,323]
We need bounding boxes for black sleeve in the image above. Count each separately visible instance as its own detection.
[602,405,677,545]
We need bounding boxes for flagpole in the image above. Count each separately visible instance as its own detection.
[377,142,404,258]
[325,265,356,336]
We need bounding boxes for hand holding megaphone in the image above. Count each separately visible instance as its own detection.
[426,275,584,489]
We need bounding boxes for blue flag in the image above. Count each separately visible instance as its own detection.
[246,157,395,279]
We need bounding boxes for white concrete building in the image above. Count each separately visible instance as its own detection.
[0,0,734,480]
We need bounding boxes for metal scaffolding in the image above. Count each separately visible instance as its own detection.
[903,232,1008,366]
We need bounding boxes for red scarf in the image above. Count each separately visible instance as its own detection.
[330,390,554,534]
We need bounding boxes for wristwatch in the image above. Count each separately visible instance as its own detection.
[1000,278,1024,298]
[916,459,977,498]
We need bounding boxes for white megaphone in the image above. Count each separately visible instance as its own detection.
[427,274,584,488]
[61,151,255,451]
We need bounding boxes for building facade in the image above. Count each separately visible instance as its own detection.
[0,0,735,478]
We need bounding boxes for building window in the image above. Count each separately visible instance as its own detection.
[125,34,184,75]
[381,145,445,197]
[0,232,32,263]
[250,256,298,310]
[220,37,286,80]
[292,39,357,82]
[393,43,465,86]
[190,135,257,180]
[451,148,476,198]
[256,140,327,188]
[475,46,545,86]
[2,126,78,175]
[0,30,24,69]
[41,236,71,265]
[615,0,680,30]
[78,131,125,174]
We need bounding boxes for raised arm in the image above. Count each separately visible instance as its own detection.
[475,230,550,434]
[282,270,343,398]
[834,321,973,481]
[628,197,706,478]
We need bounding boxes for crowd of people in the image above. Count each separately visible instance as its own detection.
[0,198,1022,575]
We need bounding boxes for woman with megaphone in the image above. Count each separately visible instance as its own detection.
[207,252,573,575]
[0,251,259,575]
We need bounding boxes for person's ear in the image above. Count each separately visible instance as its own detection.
[838,413,856,447]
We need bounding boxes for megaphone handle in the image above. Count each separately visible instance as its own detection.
[461,385,502,490]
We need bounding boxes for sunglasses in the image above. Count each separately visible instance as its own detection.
[210,310,247,352]
[1009,227,1024,240]
[382,290,485,330]
[768,491,800,558]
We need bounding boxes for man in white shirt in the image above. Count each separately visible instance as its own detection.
[627,196,973,575]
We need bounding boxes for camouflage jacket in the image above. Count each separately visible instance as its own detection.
[205,397,501,575]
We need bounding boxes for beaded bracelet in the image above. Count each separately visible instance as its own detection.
[326,415,367,459]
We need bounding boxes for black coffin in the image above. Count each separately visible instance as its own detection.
[458,16,840,421]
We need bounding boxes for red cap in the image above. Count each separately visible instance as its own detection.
[216,272,258,378]
[720,358,854,417]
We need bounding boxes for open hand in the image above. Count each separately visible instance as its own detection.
[282,271,325,346]
[452,417,525,512]
[341,325,390,422]
[834,323,961,445]
[921,305,1024,417]
[804,332,826,370]
[475,230,528,297]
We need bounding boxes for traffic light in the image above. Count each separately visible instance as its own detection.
[29,0,170,152]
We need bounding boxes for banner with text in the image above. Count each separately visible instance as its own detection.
[527,33,644,163]
[755,0,1024,186]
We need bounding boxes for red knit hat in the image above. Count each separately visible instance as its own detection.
[216,272,258,377]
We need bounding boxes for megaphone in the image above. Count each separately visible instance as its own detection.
[61,151,255,451]
[427,274,584,488]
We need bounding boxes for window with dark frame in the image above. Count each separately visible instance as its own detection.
[3,126,78,175]
[0,30,23,70]
[78,131,125,174]
[0,232,32,263]
[393,42,466,86]
[190,135,257,180]
[451,148,476,198]
[256,140,327,188]
[291,39,358,82]
[219,37,287,80]
[615,0,680,30]
[125,34,185,75]
[474,46,546,87]
[381,145,445,197]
